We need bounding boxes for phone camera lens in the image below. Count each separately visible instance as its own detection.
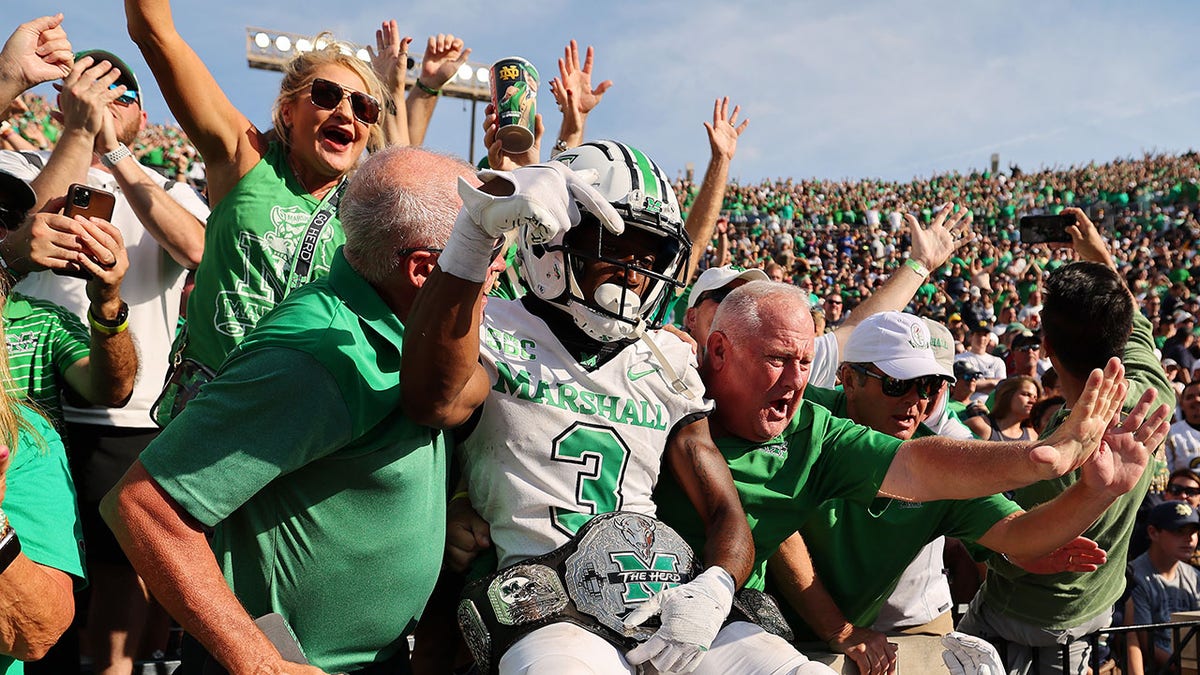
[73,191,90,208]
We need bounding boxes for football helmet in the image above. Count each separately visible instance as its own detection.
[518,140,691,342]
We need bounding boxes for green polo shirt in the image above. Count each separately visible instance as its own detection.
[2,292,90,430]
[787,386,1021,636]
[142,249,447,673]
[656,399,901,591]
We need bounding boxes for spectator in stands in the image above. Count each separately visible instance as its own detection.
[1166,380,1200,472]
[0,21,209,674]
[960,209,1176,674]
[955,320,1006,400]
[965,376,1042,442]
[1124,501,1200,675]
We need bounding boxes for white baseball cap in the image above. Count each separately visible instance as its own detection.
[687,265,769,309]
[922,318,957,382]
[844,311,953,380]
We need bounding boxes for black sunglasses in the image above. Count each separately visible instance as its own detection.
[849,364,943,400]
[1167,484,1200,498]
[698,285,736,306]
[1014,343,1041,353]
[310,78,381,125]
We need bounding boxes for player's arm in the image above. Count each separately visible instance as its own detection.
[768,532,897,675]
[664,416,752,585]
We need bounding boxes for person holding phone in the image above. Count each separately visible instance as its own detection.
[0,21,208,675]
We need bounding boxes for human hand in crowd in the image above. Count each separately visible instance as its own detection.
[548,40,611,140]
[1080,386,1171,497]
[483,102,542,171]
[79,217,129,310]
[369,20,412,95]
[1032,357,1126,478]
[418,34,470,91]
[1010,536,1107,575]
[904,202,972,271]
[55,55,124,138]
[705,97,748,163]
[827,624,898,675]
[444,495,490,573]
[0,196,88,275]
[1061,207,1116,270]
[941,632,1004,675]
[0,14,73,92]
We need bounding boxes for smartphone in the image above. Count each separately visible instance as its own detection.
[64,183,116,222]
[1019,214,1074,244]
[56,184,117,279]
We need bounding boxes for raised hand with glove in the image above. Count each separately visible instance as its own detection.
[623,566,736,674]
[438,162,622,282]
[941,631,1005,675]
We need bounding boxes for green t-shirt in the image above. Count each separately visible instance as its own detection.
[1,405,87,675]
[656,400,901,590]
[143,250,447,673]
[979,313,1175,629]
[184,141,346,370]
[788,387,1020,634]
[2,292,91,430]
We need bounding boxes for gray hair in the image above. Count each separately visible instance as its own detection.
[339,145,474,284]
[710,281,810,345]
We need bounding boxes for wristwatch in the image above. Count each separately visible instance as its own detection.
[0,508,21,574]
[100,143,132,168]
[89,301,130,335]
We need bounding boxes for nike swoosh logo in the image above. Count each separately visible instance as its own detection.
[628,367,657,381]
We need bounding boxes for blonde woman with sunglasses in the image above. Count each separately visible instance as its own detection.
[124,2,469,415]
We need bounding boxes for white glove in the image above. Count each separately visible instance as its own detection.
[941,631,1004,675]
[623,566,735,674]
[439,162,625,281]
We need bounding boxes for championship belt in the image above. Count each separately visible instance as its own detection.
[457,511,700,673]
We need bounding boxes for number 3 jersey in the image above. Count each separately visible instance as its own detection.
[462,298,713,569]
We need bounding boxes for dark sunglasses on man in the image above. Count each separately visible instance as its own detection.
[849,364,943,400]
[309,78,381,125]
[1166,483,1200,499]
[697,285,737,306]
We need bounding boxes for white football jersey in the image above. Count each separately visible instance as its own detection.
[463,299,713,568]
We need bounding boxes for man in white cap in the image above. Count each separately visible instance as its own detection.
[683,265,768,353]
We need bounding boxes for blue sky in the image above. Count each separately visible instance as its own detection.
[16,0,1200,183]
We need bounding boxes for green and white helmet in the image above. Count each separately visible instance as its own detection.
[518,140,690,342]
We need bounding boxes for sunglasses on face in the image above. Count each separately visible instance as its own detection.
[309,78,380,125]
[1167,484,1200,498]
[698,285,736,306]
[1014,344,1041,353]
[108,84,138,106]
[849,364,943,400]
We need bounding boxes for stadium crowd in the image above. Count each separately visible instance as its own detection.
[0,7,1198,675]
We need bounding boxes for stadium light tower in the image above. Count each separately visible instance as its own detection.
[246,27,492,161]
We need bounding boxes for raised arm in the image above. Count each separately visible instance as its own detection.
[370,20,412,148]
[769,532,897,675]
[547,40,611,154]
[0,15,73,112]
[830,204,971,355]
[405,34,469,147]
[125,0,260,200]
[683,98,747,280]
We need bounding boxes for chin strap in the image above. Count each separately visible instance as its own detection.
[633,321,696,400]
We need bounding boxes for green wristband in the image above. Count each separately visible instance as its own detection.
[904,257,930,278]
[416,80,442,97]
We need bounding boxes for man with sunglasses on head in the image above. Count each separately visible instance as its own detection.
[0,35,208,675]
